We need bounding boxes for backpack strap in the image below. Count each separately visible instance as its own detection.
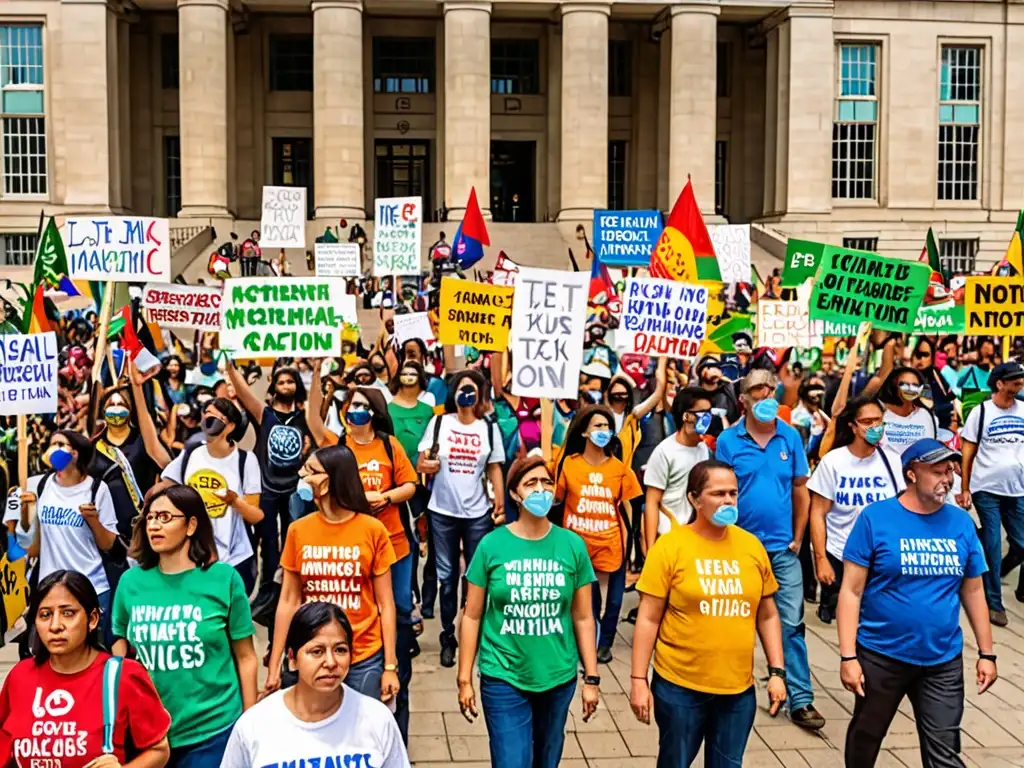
[978,402,986,442]
[430,414,444,457]
[37,472,53,500]
[482,416,496,463]
[101,656,124,754]
[178,442,198,485]
[377,432,395,467]
[876,449,900,497]
[237,449,247,490]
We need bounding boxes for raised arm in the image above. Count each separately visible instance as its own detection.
[632,357,668,421]
[226,362,265,425]
[129,361,172,469]
[306,366,332,448]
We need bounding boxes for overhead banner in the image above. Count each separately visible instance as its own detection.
[393,312,435,346]
[374,196,422,276]
[220,277,356,357]
[592,210,662,267]
[782,239,826,287]
[964,277,1024,335]
[510,268,588,399]
[142,284,222,331]
[758,300,811,348]
[64,217,171,282]
[619,278,707,358]
[438,277,513,351]
[259,186,306,248]
[809,246,930,333]
[314,242,361,278]
[0,332,58,416]
[707,224,752,284]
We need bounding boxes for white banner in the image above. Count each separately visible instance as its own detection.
[142,283,223,331]
[373,196,422,276]
[64,218,171,282]
[707,224,751,284]
[0,333,58,415]
[618,278,707,358]
[259,186,306,248]
[315,242,361,278]
[394,312,435,346]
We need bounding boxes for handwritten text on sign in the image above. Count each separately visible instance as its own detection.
[619,278,707,358]
[374,196,422,276]
[757,300,811,348]
[64,218,171,282]
[510,268,588,399]
[964,277,1024,335]
[220,278,356,357]
[438,277,514,351]
[0,332,57,416]
[142,284,223,331]
[259,186,306,248]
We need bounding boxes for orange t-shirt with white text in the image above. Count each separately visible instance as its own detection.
[281,511,397,663]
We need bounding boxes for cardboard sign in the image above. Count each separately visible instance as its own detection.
[707,224,751,284]
[0,332,58,415]
[510,268,589,399]
[393,312,435,346]
[783,239,826,287]
[64,217,171,282]
[593,210,662,267]
[315,242,361,278]
[758,300,811,348]
[0,553,28,630]
[438,277,513,351]
[259,186,306,248]
[964,277,1024,335]
[810,246,930,333]
[619,278,708,358]
[374,196,422,276]
[220,278,356,357]
[142,284,222,331]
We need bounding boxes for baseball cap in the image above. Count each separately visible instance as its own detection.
[901,438,961,471]
[988,361,1024,389]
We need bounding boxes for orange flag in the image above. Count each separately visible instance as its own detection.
[25,282,52,334]
[650,179,722,283]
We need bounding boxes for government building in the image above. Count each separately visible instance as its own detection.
[0,0,1021,277]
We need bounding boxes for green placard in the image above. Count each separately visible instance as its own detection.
[809,246,931,333]
[913,302,966,334]
[782,239,826,287]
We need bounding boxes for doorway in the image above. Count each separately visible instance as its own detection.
[490,141,535,222]
[272,137,314,218]
[374,140,432,217]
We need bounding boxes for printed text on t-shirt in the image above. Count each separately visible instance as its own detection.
[565,472,617,532]
[501,558,567,637]
[445,430,483,475]
[835,474,894,507]
[300,544,364,610]
[899,538,963,576]
[129,604,206,672]
[695,559,750,617]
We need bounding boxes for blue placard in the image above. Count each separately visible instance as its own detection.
[593,209,663,267]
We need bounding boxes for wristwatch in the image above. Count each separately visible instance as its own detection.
[767,666,786,681]
[582,674,601,686]
[384,663,398,672]
[979,652,997,663]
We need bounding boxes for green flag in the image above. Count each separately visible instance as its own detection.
[33,217,69,288]
[920,227,942,279]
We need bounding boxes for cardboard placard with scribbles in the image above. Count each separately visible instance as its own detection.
[707,224,751,284]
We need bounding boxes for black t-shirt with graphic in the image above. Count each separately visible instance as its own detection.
[256,406,309,495]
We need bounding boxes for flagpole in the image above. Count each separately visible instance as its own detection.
[18,210,47,489]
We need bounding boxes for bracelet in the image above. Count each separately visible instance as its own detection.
[630,675,648,681]
[840,656,858,663]
[979,653,997,662]
[767,665,786,681]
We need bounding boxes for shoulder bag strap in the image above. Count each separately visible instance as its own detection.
[102,657,124,754]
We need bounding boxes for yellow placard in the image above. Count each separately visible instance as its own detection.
[437,278,514,351]
[1,554,28,629]
[964,276,1024,335]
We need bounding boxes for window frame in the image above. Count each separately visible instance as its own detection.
[842,237,879,252]
[608,39,632,98]
[831,41,880,203]
[0,232,39,267]
[0,23,47,199]
[607,140,627,210]
[268,34,314,93]
[938,237,978,279]
[936,42,984,205]
[372,37,436,95]
[490,38,540,96]
[160,33,179,90]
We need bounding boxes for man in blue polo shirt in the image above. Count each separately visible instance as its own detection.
[716,368,824,730]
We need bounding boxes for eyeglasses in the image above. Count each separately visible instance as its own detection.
[855,417,884,427]
[146,511,186,525]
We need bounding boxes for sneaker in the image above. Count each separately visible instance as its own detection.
[440,635,458,668]
[816,604,834,624]
[990,609,1009,627]
[623,607,638,625]
[410,637,421,660]
[597,646,613,664]
[790,705,826,731]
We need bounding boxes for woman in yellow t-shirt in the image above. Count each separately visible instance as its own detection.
[554,405,642,664]
[630,459,786,766]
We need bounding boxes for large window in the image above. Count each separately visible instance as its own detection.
[161,34,179,89]
[715,140,727,215]
[832,43,878,200]
[939,238,978,277]
[269,35,313,92]
[491,39,539,95]
[843,237,878,252]
[164,135,181,217]
[716,42,730,98]
[608,140,626,210]
[938,46,981,202]
[609,40,631,97]
[0,233,37,266]
[373,38,435,94]
[1,25,46,197]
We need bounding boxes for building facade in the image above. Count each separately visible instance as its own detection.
[0,0,1022,273]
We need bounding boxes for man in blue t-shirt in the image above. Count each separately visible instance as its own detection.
[838,438,996,767]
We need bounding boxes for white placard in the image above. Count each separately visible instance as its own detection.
[64,218,171,282]
[510,267,589,399]
[757,300,812,348]
[142,283,223,331]
[0,332,58,415]
[259,186,306,248]
[315,242,361,278]
[618,278,708,358]
[373,196,422,276]
[394,312,435,345]
[707,223,751,284]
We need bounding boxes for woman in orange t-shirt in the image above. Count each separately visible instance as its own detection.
[554,404,642,664]
[263,444,399,707]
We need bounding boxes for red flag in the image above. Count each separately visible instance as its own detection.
[650,179,722,282]
[113,306,160,373]
[25,282,52,334]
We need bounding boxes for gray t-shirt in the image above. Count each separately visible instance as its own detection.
[643,436,711,533]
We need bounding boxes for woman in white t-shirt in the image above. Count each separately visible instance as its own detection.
[222,602,409,768]
[808,396,904,623]
[876,367,938,455]
[160,397,264,594]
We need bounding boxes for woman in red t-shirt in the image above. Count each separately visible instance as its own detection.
[0,570,171,768]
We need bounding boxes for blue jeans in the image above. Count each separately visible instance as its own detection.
[480,675,576,768]
[652,673,756,767]
[768,549,813,710]
[392,553,414,743]
[592,566,626,649]
[167,726,233,768]
[256,490,292,592]
[96,589,114,650]
[429,510,492,640]
[346,649,384,699]
[972,491,1024,612]
[234,556,256,597]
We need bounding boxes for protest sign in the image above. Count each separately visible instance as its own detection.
[259,186,306,248]
[964,277,1024,335]
[0,552,27,631]
[0,332,57,416]
[758,300,811,348]
[510,268,588,398]
[707,224,751,284]
[315,242,361,278]
[220,278,356,357]
[782,239,826,287]
[914,302,965,334]
[809,246,930,333]
[374,196,422,276]
[438,277,513,350]
[593,210,662,267]
[142,283,222,331]
[394,312,435,346]
[618,278,708,358]
[64,217,171,282]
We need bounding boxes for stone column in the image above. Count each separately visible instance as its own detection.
[313,0,365,219]
[668,2,719,214]
[178,0,231,217]
[558,1,609,221]
[444,1,491,218]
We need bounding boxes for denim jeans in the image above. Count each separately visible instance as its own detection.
[346,649,384,699]
[234,556,256,598]
[429,510,493,640]
[768,549,814,710]
[479,675,576,768]
[651,673,756,767]
[972,491,1024,612]
[256,490,292,592]
[592,566,626,649]
[167,726,233,768]
[392,553,414,743]
[96,589,114,650]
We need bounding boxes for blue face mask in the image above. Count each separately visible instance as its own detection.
[582,390,603,405]
[296,478,314,502]
[865,424,885,445]
[589,430,613,448]
[522,490,554,518]
[345,406,372,426]
[752,398,779,423]
[711,504,739,527]
[693,412,712,436]
[456,388,478,408]
[46,446,73,473]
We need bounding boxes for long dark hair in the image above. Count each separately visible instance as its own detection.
[832,396,885,451]
[268,366,308,405]
[53,429,94,474]
[344,386,394,435]
[204,396,245,444]
[562,405,621,459]
[685,459,735,499]
[29,570,104,662]
[131,485,217,569]
[285,602,354,658]
[877,366,927,407]
[389,360,428,396]
[315,445,372,514]
[444,369,489,419]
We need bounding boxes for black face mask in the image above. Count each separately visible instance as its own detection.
[202,416,227,437]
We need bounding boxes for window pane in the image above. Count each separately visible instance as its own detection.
[161,34,179,89]
[937,124,979,201]
[269,35,314,92]
[609,40,632,98]
[164,135,181,217]
[373,38,435,94]
[831,122,875,200]
[938,238,978,278]
[491,39,540,95]
[607,140,626,210]
[839,44,875,97]
[843,237,878,252]
[0,25,44,88]
[3,116,47,195]
[0,233,39,267]
[716,42,729,98]
[940,46,981,102]
[2,90,43,114]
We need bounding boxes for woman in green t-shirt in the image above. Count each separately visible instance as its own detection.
[457,455,599,768]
